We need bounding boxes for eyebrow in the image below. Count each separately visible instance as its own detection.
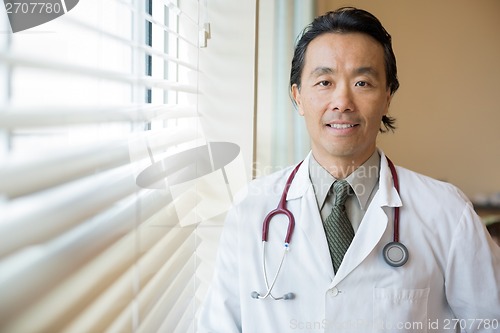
[309,66,334,78]
[309,66,380,78]
[355,66,380,77]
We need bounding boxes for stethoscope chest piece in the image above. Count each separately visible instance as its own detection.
[383,241,409,267]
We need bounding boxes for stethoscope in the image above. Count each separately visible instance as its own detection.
[251,157,409,301]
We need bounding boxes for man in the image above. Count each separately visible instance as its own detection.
[198,7,500,332]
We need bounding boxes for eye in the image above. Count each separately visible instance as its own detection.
[355,81,368,87]
[317,80,331,87]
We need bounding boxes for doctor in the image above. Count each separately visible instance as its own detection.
[198,7,500,333]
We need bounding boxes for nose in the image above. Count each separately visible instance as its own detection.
[329,83,354,112]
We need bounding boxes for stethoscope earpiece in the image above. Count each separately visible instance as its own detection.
[251,291,295,300]
[250,291,260,299]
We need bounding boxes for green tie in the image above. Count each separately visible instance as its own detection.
[324,180,355,273]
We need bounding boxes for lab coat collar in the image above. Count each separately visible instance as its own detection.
[377,149,402,209]
[285,149,402,208]
[285,152,314,201]
[284,149,403,284]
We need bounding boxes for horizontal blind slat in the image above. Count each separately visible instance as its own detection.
[172,298,197,333]
[0,189,178,333]
[55,1,199,52]
[0,170,137,259]
[0,137,209,257]
[64,230,195,333]
[0,127,200,199]
[140,44,199,71]
[145,12,198,48]
[0,141,128,199]
[138,254,198,333]
[0,53,198,93]
[157,0,199,26]
[0,104,197,128]
[0,184,177,323]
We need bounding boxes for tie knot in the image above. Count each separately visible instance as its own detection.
[333,180,350,206]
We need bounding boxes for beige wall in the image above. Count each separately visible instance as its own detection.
[316,0,500,198]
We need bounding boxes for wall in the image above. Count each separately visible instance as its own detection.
[196,0,257,322]
[316,0,500,199]
[199,0,257,179]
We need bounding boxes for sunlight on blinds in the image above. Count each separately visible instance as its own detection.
[0,0,246,332]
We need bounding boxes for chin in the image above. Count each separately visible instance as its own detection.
[317,147,356,160]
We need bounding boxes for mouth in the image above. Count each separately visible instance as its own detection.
[326,123,359,129]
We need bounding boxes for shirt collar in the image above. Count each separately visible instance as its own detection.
[308,151,380,210]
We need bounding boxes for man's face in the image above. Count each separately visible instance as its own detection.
[292,32,392,171]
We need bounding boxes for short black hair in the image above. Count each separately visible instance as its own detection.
[290,7,399,132]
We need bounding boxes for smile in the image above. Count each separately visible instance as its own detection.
[327,123,357,129]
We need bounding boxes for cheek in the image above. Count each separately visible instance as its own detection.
[297,104,305,116]
[362,96,390,122]
[299,97,319,117]
[301,109,323,135]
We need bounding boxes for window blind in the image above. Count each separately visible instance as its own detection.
[0,0,239,332]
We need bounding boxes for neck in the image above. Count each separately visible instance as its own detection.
[312,150,376,179]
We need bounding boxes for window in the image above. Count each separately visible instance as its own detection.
[0,0,234,332]
[255,0,313,174]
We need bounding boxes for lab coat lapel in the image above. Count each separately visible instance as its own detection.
[331,199,388,284]
[286,154,335,278]
[332,151,402,285]
[284,151,403,284]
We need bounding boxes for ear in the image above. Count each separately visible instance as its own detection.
[291,84,305,116]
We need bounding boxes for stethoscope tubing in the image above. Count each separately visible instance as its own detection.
[386,158,400,243]
[259,241,288,300]
[261,161,303,244]
[254,162,302,300]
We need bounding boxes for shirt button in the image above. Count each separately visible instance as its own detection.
[329,287,339,297]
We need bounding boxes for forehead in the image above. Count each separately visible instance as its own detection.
[303,32,386,74]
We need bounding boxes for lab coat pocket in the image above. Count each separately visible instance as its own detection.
[373,287,430,332]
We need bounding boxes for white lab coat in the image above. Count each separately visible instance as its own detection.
[198,151,500,333]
